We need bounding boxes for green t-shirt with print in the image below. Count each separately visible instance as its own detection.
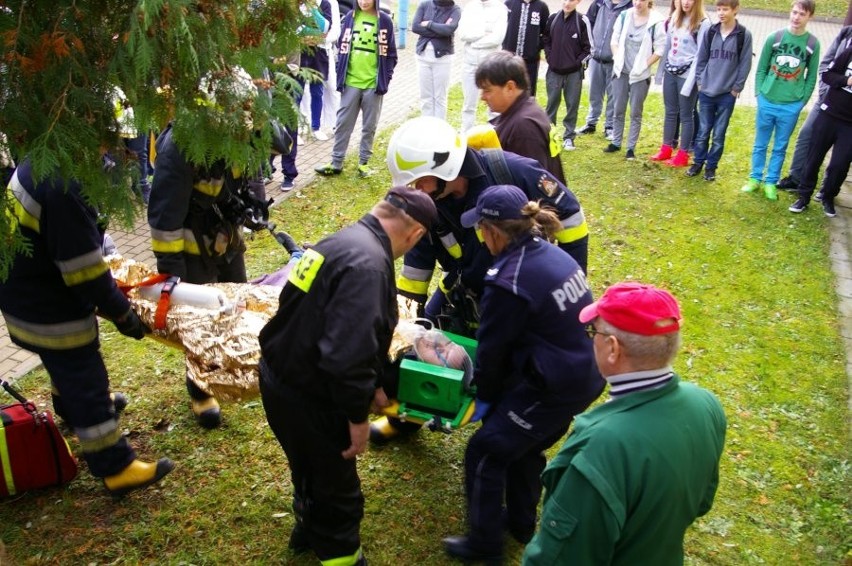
[346,11,379,89]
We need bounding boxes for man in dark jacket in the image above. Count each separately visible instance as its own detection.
[542,0,592,150]
[502,0,550,95]
[0,160,173,496]
[475,50,566,184]
[259,187,437,566]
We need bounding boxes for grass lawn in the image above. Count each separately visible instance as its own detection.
[1,87,849,565]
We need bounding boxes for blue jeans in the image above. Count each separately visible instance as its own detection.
[693,92,736,169]
[750,95,804,184]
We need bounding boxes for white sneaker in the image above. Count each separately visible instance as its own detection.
[312,129,329,141]
[297,135,304,145]
[562,138,576,151]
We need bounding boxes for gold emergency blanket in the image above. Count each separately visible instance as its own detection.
[109,255,280,401]
[108,256,423,403]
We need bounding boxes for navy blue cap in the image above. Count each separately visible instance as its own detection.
[460,184,528,228]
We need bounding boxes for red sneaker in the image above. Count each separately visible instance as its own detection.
[649,144,673,161]
[664,149,690,168]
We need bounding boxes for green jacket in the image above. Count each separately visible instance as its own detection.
[523,374,726,565]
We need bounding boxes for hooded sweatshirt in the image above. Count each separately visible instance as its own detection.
[695,22,753,97]
[456,0,508,65]
[336,0,398,94]
[587,0,633,63]
[611,7,665,83]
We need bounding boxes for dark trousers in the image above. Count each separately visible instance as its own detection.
[693,92,737,169]
[41,342,135,477]
[797,111,852,202]
[525,57,541,97]
[463,385,594,550]
[260,372,364,562]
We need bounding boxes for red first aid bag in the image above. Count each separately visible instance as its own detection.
[1,380,78,497]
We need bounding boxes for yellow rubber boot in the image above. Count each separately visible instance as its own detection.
[103,458,174,498]
[369,416,401,444]
[191,397,222,429]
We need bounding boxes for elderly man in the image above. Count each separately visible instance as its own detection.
[258,187,437,566]
[523,282,727,565]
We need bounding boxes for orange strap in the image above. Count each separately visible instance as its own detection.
[117,273,170,297]
[154,276,180,330]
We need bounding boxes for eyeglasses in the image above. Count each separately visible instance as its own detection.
[584,324,611,340]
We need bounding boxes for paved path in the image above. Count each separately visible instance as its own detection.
[2,4,847,385]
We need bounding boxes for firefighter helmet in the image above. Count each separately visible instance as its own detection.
[386,117,467,186]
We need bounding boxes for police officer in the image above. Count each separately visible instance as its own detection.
[374,115,589,442]
[0,159,174,496]
[442,185,604,563]
[258,187,437,566]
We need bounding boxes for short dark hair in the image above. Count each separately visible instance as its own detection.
[715,0,739,8]
[792,0,815,14]
[475,50,529,91]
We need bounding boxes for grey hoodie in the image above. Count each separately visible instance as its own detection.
[695,22,753,97]
[587,0,633,62]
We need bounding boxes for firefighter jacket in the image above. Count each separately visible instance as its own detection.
[397,149,587,303]
[147,124,247,280]
[258,214,397,424]
[0,160,132,352]
[474,233,602,404]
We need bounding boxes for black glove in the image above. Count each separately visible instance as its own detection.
[114,309,150,340]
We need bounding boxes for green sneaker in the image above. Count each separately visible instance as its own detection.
[314,163,342,176]
[740,178,760,193]
[763,183,778,201]
[357,164,372,178]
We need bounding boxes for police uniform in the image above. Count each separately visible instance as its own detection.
[0,160,137,477]
[397,149,588,335]
[462,233,604,552]
[148,123,249,408]
[258,214,397,565]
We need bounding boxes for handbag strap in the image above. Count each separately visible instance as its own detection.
[1,380,29,405]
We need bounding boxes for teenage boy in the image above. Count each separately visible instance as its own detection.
[503,0,550,96]
[687,0,752,181]
[577,0,633,140]
[315,0,397,178]
[741,0,819,201]
[476,51,566,183]
[542,0,592,151]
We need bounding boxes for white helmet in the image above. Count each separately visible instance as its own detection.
[386,117,467,186]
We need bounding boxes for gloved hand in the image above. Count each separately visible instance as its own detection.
[470,399,492,423]
[114,309,150,340]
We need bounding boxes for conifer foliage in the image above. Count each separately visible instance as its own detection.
[0,0,304,280]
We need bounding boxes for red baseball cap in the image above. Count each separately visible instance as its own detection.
[579,282,682,335]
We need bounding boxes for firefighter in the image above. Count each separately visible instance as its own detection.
[258,187,437,566]
[147,70,289,429]
[372,115,589,442]
[0,159,174,497]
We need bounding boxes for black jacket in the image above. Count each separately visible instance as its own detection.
[0,160,131,352]
[259,214,397,424]
[543,10,592,75]
[502,0,550,61]
[412,0,462,58]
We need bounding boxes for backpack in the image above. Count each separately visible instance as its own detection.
[706,22,751,60]
[772,29,818,67]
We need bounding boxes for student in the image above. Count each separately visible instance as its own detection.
[315,0,398,178]
[456,0,508,132]
[476,50,566,183]
[603,0,665,160]
[502,0,550,96]
[788,43,852,217]
[412,0,462,120]
[650,0,709,167]
[542,0,592,151]
[777,25,852,191]
[687,0,752,181]
[577,0,633,140]
[741,0,819,201]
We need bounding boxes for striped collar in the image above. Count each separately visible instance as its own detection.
[605,367,674,398]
